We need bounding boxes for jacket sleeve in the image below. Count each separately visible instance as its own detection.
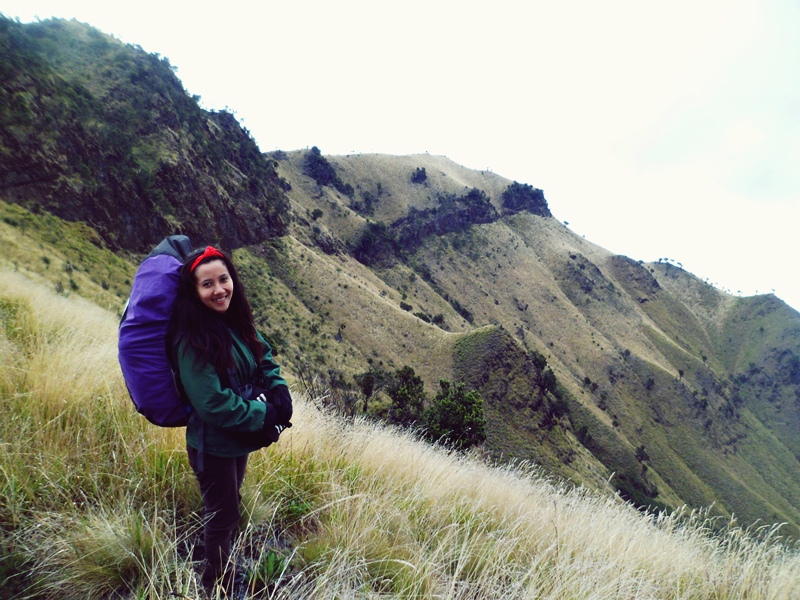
[256,332,288,390]
[176,339,270,432]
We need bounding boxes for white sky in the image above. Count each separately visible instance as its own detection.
[3,0,800,312]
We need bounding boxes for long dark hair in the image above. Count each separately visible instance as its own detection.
[172,246,263,375]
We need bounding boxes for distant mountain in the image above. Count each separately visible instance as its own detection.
[3,15,800,536]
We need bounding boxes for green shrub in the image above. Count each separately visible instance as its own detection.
[501,181,551,217]
[304,147,354,197]
[351,222,399,267]
[386,366,426,428]
[423,380,486,451]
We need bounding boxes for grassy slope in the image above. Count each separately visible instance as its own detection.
[2,253,800,598]
[0,200,134,313]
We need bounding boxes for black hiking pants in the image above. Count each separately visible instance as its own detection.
[187,446,248,590]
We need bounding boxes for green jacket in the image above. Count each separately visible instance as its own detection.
[176,328,287,457]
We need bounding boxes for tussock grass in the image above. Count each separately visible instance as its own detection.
[1,268,799,598]
[258,408,800,598]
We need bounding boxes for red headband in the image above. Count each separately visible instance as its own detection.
[190,246,224,272]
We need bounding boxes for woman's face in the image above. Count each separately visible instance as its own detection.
[194,259,234,313]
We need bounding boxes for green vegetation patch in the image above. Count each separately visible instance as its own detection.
[501,181,551,217]
[452,327,578,478]
[0,200,135,310]
[303,146,354,198]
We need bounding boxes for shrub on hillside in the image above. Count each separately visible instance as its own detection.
[386,366,427,428]
[350,222,399,267]
[303,146,354,198]
[423,380,486,451]
[448,295,474,323]
[393,188,499,251]
[411,166,427,184]
[501,181,551,217]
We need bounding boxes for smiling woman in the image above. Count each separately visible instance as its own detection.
[170,244,294,595]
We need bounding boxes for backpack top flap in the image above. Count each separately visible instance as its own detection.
[148,234,192,262]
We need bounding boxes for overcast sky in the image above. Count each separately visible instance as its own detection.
[4,0,800,312]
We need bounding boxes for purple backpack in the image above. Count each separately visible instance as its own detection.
[118,236,193,427]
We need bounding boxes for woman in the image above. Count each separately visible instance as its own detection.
[172,245,293,593]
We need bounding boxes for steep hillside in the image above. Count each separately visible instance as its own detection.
[268,148,800,533]
[3,16,800,536]
[0,16,288,252]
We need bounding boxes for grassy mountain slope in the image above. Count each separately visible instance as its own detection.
[0,200,134,312]
[269,148,800,533]
[3,16,800,537]
[2,266,798,598]
[0,16,288,252]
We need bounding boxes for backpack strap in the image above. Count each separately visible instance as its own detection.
[188,411,206,474]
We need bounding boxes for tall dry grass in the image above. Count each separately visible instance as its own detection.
[1,268,799,599]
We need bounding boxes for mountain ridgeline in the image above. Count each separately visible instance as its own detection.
[4,16,800,537]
